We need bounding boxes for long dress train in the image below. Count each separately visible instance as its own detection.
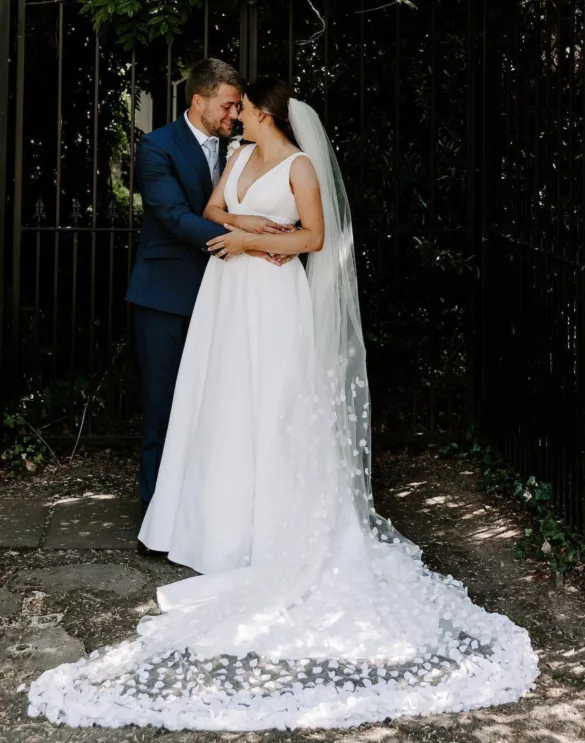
[27,143,538,731]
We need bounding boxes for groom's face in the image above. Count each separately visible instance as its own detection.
[199,83,242,139]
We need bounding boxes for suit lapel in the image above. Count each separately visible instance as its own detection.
[172,114,213,198]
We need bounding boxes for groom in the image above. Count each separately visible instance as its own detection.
[126,58,244,552]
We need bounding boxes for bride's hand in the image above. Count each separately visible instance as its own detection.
[234,215,296,234]
[246,249,283,266]
[207,225,251,260]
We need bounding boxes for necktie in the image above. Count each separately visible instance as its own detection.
[202,138,220,187]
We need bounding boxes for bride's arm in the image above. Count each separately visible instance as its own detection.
[204,147,295,235]
[207,157,324,258]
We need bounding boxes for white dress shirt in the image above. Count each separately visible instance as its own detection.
[184,111,219,183]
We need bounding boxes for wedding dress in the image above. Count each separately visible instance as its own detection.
[27,102,538,731]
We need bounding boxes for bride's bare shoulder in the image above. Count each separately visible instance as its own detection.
[290,153,319,192]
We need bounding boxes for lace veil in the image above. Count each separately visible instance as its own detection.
[289,98,375,533]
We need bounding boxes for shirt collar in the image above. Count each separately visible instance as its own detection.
[184,111,219,147]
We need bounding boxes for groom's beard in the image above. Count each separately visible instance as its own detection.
[201,110,234,139]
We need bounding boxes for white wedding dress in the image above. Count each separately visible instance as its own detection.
[27,140,539,732]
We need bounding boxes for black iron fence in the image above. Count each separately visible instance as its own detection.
[481,0,585,534]
[4,0,585,533]
[0,0,479,446]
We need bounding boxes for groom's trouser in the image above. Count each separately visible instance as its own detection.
[134,304,190,515]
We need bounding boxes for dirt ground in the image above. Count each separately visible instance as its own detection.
[1,446,585,743]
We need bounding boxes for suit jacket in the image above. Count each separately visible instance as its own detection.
[125,113,227,316]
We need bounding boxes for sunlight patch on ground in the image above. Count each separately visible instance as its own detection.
[460,508,490,520]
[471,525,520,541]
[389,481,428,500]
[424,495,447,506]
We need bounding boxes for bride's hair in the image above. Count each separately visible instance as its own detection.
[246,78,299,147]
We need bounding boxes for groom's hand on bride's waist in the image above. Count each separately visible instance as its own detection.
[268,254,296,266]
[243,249,295,266]
[234,215,296,235]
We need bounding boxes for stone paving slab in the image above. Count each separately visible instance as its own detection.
[0,586,21,616]
[9,564,147,595]
[0,626,84,672]
[0,500,48,548]
[45,497,141,550]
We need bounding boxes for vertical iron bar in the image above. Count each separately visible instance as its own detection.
[11,0,26,399]
[108,228,114,435]
[568,2,576,527]
[166,43,172,124]
[544,1,551,253]
[430,367,435,435]
[88,31,100,435]
[576,2,585,531]
[556,2,564,515]
[204,0,209,59]
[249,1,258,83]
[532,1,543,480]
[578,268,584,532]
[412,347,419,436]
[557,1,563,259]
[34,229,40,370]
[467,0,478,424]
[561,259,568,523]
[126,49,137,434]
[429,0,436,227]
[240,0,249,78]
[521,4,531,244]
[446,349,453,430]
[534,0,540,252]
[53,1,64,380]
[514,4,521,243]
[359,0,365,222]
[324,0,329,128]
[543,2,552,489]
[480,0,489,427]
[568,0,576,263]
[70,220,78,433]
[582,0,585,267]
[394,4,402,429]
[0,0,10,401]
[505,20,513,463]
[504,17,512,240]
[516,4,526,478]
[288,0,294,89]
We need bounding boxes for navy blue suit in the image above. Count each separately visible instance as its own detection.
[126,113,226,513]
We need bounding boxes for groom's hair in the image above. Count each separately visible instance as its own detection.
[185,58,245,104]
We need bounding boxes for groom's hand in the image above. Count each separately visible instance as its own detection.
[246,249,282,265]
[234,215,296,234]
[268,254,297,266]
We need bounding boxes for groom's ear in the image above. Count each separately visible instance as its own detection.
[191,94,202,110]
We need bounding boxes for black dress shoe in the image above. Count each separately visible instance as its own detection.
[137,539,168,558]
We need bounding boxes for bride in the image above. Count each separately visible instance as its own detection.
[28,79,539,731]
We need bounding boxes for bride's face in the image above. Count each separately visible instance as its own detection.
[238,96,261,141]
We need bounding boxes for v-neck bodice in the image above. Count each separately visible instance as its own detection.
[224,144,308,224]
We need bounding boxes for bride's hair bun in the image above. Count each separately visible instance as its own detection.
[246,78,299,147]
